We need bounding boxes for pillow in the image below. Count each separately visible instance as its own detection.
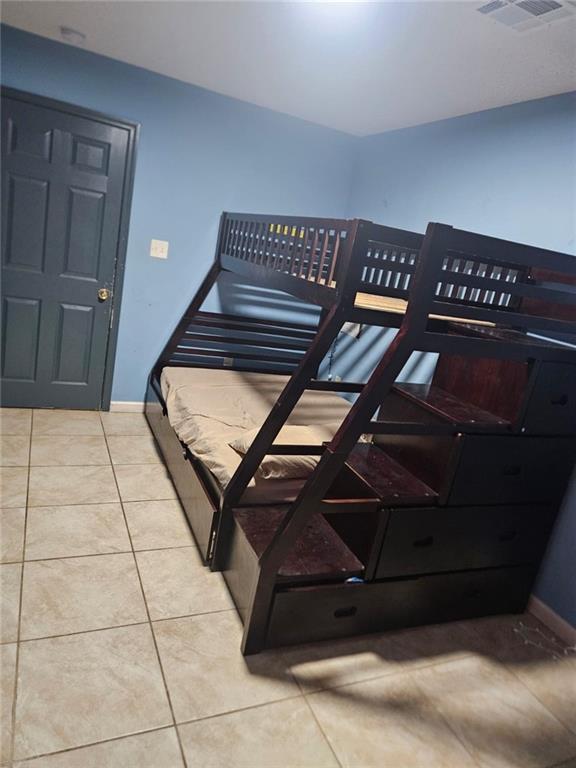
[229,425,325,480]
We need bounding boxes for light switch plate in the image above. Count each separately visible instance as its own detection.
[150,239,169,259]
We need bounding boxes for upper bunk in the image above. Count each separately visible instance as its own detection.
[154,213,576,385]
[217,212,576,361]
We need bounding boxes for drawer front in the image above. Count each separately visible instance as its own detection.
[376,505,555,579]
[523,363,576,436]
[267,566,535,648]
[449,436,576,506]
[147,408,217,558]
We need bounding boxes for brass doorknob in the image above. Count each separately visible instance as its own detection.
[98,288,110,301]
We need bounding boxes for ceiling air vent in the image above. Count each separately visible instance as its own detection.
[476,0,576,30]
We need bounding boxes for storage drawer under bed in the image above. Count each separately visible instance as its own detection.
[145,402,217,559]
[266,565,535,648]
[448,435,576,506]
[522,362,576,436]
[375,504,556,579]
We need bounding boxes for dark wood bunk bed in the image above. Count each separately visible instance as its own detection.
[146,212,576,654]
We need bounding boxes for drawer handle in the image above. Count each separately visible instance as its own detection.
[334,606,357,619]
[503,464,521,477]
[413,535,434,548]
[551,394,568,407]
[499,530,519,542]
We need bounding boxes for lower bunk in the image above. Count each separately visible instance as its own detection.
[145,368,555,652]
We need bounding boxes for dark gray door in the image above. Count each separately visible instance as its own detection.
[1,94,133,409]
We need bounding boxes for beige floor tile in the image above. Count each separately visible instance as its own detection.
[124,500,194,550]
[0,643,17,764]
[114,464,176,502]
[101,412,151,436]
[179,698,338,768]
[308,670,478,768]
[283,631,411,695]
[412,655,576,768]
[33,410,103,437]
[136,547,233,620]
[1,507,25,563]
[0,408,32,436]
[15,625,172,760]
[25,503,130,560]
[0,435,30,466]
[13,728,184,768]
[554,759,576,768]
[107,434,162,465]
[0,563,22,643]
[153,612,298,722]
[28,466,119,507]
[506,650,576,736]
[20,553,147,640]
[30,435,109,466]
[283,620,483,694]
[0,466,28,507]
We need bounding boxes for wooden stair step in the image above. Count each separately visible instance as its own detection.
[346,444,438,506]
[394,383,508,427]
[233,506,363,584]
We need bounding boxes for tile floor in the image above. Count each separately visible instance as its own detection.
[1,406,575,767]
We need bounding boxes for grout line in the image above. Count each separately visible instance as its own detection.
[25,495,177,509]
[291,648,479,698]
[9,409,34,764]
[18,543,197,565]
[100,415,189,768]
[18,620,150,645]
[405,668,484,768]
[15,607,238,645]
[499,659,576,739]
[302,694,343,768]
[174,693,305,728]
[149,608,237,625]
[11,724,178,765]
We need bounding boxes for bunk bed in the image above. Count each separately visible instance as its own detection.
[146,212,576,654]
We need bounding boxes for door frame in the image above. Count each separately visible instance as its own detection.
[1,86,139,410]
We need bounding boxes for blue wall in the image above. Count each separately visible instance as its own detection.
[0,25,355,402]
[347,94,576,629]
[349,92,576,251]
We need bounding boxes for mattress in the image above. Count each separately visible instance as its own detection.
[160,367,352,504]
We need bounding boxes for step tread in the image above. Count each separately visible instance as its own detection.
[346,443,438,506]
[394,382,508,426]
[233,506,364,583]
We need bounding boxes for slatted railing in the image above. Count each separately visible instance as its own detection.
[359,240,421,299]
[220,213,351,288]
[421,225,576,337]
[167,311,318,374]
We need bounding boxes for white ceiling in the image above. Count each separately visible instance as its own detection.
[3,1,576,136]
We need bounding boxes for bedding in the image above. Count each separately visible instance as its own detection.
[229,424,334,480]
[160,367,352,502]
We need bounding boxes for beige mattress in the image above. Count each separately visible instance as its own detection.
[161,367,352,504]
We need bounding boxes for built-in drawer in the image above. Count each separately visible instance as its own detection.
[448,435,576,506]
[146,404,217,559]
[266,565,535,648]
[375,505,555,579]
[523,362,576,435]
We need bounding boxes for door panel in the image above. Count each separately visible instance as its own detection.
[4,174,49,272]
[63,187,105,279]
[1,296,41,380]
[1,95,133,409]
[53,303,95,384]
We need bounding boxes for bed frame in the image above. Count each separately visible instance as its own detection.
[146,213,576,654]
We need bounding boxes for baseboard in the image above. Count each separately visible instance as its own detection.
[109,401,145,413]
[527,596,576,646]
